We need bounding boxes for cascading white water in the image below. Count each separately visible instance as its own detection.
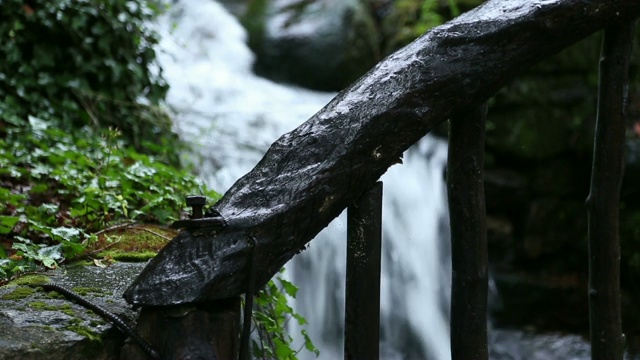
[153,1,451,358]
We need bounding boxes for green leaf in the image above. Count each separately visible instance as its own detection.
[273,337,296,359]
[60,240,85,259]
[51,227,82,242]
[0,216,20,234]
[278,277,299,298]
[301,330,320,356]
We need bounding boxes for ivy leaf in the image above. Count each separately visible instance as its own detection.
[38,244,62,268]
[301,330,320,357]
[0,216,20,234]
[60,240,85,259]
[51,227,82,242]
[278,277,299,298]
[273,337,296,360]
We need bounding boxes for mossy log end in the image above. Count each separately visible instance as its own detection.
[124,0,640,306]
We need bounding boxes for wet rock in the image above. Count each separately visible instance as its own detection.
[489,328,591,360]
[0,262,148,360]
[218,0,250,17]
[623,138,640,204]
[484,169,529,214]
[491,271,589,332]
[242,0,379,91]
[530,157,590,197]
[521,199,586,259]
[486,36,600,161]
[486,215,515,262]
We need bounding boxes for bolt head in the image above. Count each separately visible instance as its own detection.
[185,195,206,206]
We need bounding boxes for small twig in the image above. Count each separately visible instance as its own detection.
[72,89,101,127]
[86,237,122,256]
[127,226,172,241]
[93,221,137,236]
[92,222,172,241]
[252,312,268,360]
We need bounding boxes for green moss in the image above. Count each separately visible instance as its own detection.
[90,224,176,263]
[28,301,74,313]
[7,275,51,286]
[66,325,101,342]
[27,301,47,309]
[2,286,36,300]
[68,317,82,326]
[89,319,104,327]
[43,291,64,300]
[97,250,158,262]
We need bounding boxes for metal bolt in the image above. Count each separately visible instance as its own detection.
[186,195,206,219]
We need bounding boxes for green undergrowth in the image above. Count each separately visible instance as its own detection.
[252,268,320,359]
[0,118,220,281]
[0,1,317,357]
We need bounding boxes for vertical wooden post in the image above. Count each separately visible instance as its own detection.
[587,21,635,360]
[447,104,488,360]
[345,181,383,360]
[120,298,241,360]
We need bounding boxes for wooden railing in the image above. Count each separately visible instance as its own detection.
[120,1,640,359]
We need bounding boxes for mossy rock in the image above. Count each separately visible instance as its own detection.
[0,262,148,360]
[242,0,380,91]
[89,224,178,262]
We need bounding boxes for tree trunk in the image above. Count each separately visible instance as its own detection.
[124,0,640,306]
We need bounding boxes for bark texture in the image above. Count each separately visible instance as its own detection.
[587,21,635,360]
[448,105,488,360]
[124,0,640,306]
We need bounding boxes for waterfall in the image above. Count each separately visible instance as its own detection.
[154,0,452,358]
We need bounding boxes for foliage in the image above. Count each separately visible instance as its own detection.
[0,117,220,280]
[0,1,317,357]
[252,268,319,359]
[0,0,176,161]
[382,0,467,55]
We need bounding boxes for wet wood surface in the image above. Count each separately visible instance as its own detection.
[124,0,640,306]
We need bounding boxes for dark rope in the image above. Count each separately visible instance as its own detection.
[39,283,161,360]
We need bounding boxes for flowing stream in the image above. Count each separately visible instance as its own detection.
[154,0,451,358]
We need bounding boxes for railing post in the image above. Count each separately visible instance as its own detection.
[447,104,489,360]
[345,181,383,360]
[587,21,635,360]
[120,297,240,360]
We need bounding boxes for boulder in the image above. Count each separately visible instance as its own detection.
[242,0,380,91]
[0,262,147,360]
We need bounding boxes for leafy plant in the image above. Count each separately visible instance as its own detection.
[0,117,219,280]
[252,268,319,359]
[0,0,175,161]
[382,0,462,54]
[0,2,317,358]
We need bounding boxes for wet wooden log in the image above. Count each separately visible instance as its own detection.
[124,0,640,306]
[586,21,636,360]
[448,105,488,360]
